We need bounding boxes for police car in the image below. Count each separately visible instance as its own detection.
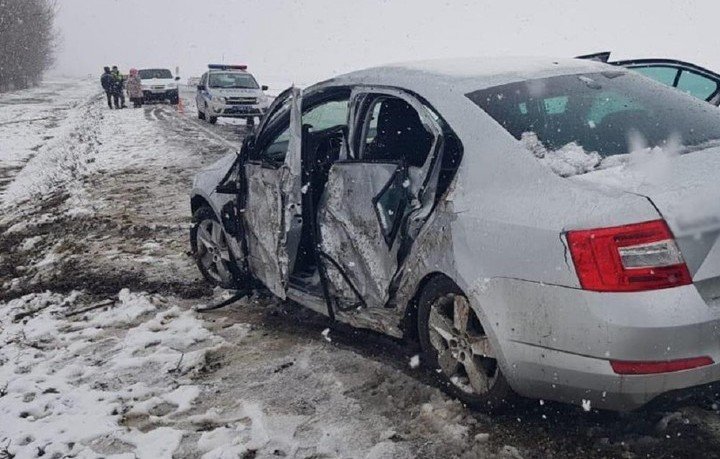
[195,65,270,125]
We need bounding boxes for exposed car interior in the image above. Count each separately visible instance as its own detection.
[288,91,446,300]
[362,97,434,167]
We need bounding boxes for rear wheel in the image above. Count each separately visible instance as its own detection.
[417,277,513,411]
[198,109,206,120]
[190,206,242,289]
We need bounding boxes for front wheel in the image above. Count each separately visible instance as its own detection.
[190,206,242,289]
[208,115,218,124]
[417,277,513,411]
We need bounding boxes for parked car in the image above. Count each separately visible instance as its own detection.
[139,68,180,104]
[195,64,270,125]
[578,52,720,105]
[189,57,720,411]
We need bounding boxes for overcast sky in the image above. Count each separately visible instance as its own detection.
[54,0,720,88]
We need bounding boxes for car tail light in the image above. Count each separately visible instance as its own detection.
[611,356,713,375]
[566,220,691,292]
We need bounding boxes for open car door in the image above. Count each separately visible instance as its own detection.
[315,87,444,311]
[242,87,303,298]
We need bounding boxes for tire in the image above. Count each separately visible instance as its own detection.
[198,109,206,120]
[169,94,179,105]
[208,116,218,125]
[190,205,242,289]
[417,276,513,411]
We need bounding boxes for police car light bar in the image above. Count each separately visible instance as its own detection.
[208,64,247,70]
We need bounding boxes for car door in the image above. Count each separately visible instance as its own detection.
[242,87,303,298]
[315,87,444,311]
[196,73,207,109]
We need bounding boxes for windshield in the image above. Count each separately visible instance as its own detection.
[138,69,173,79]
[208,72,258,89]
[467,71,720,160]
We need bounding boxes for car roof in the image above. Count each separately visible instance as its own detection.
[326,56,614,93]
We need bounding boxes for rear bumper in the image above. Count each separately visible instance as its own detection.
[502,340,720,410]
[477,279,720,410]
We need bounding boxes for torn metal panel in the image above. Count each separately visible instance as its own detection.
[242,88,303,299]
[391,190,460,312]
[279,86,304,280]
[243,163,286,298]
[318,162,401,309]
[334,306,404,339]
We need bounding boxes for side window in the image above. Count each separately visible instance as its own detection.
[199,73,207,88]
[302,100,349,132]
[543,96,568,114]
[259,126,290,165]
[359,96,434,167]
[365,102,382,143]
[677,71,719,100]
[632,66,679,87]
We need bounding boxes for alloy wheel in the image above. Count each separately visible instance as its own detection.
[195,219,234,286]
[427,293,499,395]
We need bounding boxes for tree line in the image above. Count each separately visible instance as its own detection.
[0,0,57,92]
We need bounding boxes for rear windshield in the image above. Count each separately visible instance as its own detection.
[208,72,258,89]
[139,69,172,79]
[467,71,720,165]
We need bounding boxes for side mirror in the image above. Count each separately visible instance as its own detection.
[261,85,269,91]
[175,76,181,81]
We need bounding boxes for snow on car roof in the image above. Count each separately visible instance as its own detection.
[331,56,613,93]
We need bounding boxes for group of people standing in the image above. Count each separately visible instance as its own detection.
[100,66,144,109]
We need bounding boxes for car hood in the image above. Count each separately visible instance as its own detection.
[572,146,720,280]
[193,153,237,190]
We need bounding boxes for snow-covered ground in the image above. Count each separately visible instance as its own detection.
[2,80,720,458]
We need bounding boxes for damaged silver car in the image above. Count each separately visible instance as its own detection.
[190,57,720,411]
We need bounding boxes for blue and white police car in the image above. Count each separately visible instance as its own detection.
[195,65,270,125]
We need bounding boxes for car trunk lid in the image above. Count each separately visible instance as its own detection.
[572,146,720,303]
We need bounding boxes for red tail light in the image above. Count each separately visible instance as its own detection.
[611,356,713,375]
[566,220,691,292]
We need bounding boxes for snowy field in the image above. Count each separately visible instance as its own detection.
[2,80,720,458]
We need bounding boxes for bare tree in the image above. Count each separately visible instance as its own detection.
[0,0,58,92]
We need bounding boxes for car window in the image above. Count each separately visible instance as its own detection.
[544,96,568,114]
[677,70,719,100]
[199,73,207,87]
[260,127,290,165]
[302,100,349,132]
[360,96,433,167]
[587,91,642,126]
[208,72,259,89]
[632,66,679,86]
[467,71,720,160]
[365,102,382,143]
[139,69,173,79]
